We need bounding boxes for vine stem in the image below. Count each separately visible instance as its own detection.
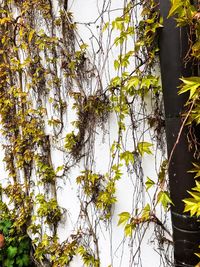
[167,100,195,169]
[80,202,100,266]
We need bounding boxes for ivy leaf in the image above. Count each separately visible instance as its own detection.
[7,246,18,259]
[137,142,153,157]
[194,252,200,259]
[120,151,134,166]
[192,181,200,193]
[16,254,30,267]
[179,77,200,99]
[183,198,198,216]
[0,17,11,25]
[112,17,124,31]
[124,223,133,237]
[168,0,183,18]
[28,29,35,43]
[192,41,200,60]
[127,76,139,90]
[4,258,15,267]
[142,204,151,221]
[145,177,155,191]
[102,22,109,32]
[114,60,120,70]
[55,165,64,174]
[80,43,88,50]
[0,219,12,235]
[77,245,85,256]
[188,163,200,179]
[118,212,130,226]
[18,237,30,254]
[141,75,158,89]
[157,191,173,210]
[188,191,200,201]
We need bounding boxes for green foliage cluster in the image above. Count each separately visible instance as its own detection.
[65,93,110,158]
[0,0,73,265]
[0,219,31,267]
[36,195,62,225]
[33,233,82,266]
[0,0,112,264]
[77,169,119,220]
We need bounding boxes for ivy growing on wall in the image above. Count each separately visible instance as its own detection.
[0,0,199,266]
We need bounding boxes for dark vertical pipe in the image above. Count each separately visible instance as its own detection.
[159,1,200,266]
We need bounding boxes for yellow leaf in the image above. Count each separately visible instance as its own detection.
[28,29,35,43]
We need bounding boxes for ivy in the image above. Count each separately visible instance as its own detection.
[137,142,153,157]
[157,191,173,211]
[179,77,200,100]
[0,219,31,267]
[145,177,155,191]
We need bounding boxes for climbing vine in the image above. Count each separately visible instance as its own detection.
[1,0,198,266]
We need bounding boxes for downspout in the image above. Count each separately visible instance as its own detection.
[159,1,200,266]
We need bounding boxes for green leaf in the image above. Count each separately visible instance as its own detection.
[102,22,109,32]
[141,75,158,89]
[168,0,183,18]
[120,151,134,166]
[114,60,120,70]
[183,198,198,216]
[124,223,133,237]
[80,43,88,50]
[118,212,130,226]
[16,254,30,267]
[142,204,151,220]
[188,163,200,179]
[157,191,173,210]
[179,77,200,99]
[77,246,85,256]
[7,246,18,259]
[192,41,200,59]
[112,17,124,31]
[145,177,155,190]
[193,181,200,192]
[0,219,12,235]
[4,258,15,267]
[137,142,153,157]
[127,76,139,90]
[28,29,35,43]
[188,191,200,201]
[18,237,30,254]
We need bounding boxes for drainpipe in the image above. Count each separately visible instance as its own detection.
[159,0,200,266]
